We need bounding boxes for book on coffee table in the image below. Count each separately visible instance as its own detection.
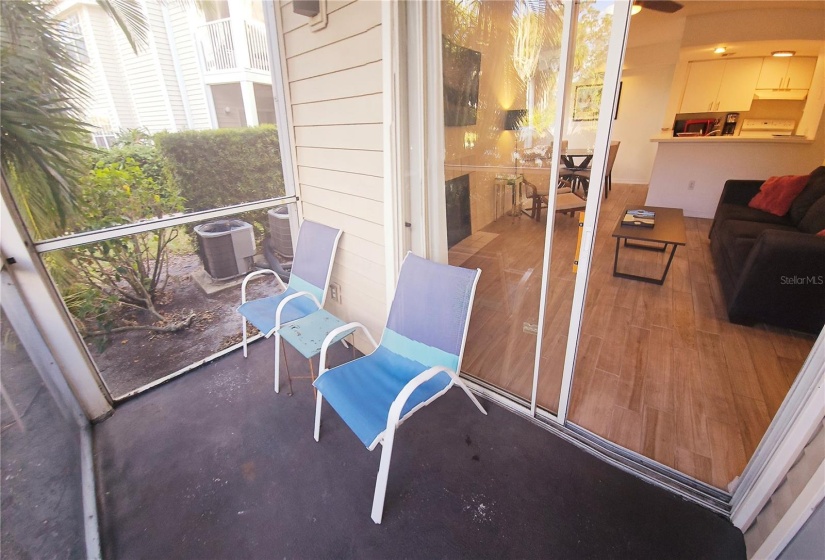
[622,209,655,228]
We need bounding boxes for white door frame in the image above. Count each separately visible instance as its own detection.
[730,329,825,530]
[0,185,113,420]
[552,1,632,422]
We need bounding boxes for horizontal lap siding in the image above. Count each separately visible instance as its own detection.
[84,8,138,129]
[169,7,211,130]
[279,0,386,351]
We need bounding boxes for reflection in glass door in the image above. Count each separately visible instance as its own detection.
[440,0,566,405]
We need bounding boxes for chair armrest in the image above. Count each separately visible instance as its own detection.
[241,269,287,303]
[718,179,764,207]
[386,366,487,431]
[273,291,322,334]
[318,322,378,374]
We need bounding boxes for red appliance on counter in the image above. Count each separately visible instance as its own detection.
[673,118,717,137]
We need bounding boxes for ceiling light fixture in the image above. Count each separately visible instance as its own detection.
[631,4,642,15]
[714,47,727,54]
[772,51,796,57]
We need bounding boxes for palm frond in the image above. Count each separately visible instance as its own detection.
[96,0,149,53]
[0,0,96,238]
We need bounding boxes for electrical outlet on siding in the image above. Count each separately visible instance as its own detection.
[329,282,341,304]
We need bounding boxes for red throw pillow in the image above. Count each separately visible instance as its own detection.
[748,174,810,216]
[818,229,825,237]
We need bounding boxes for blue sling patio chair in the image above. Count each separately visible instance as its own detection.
[312,253,487,524]
[238,220,342,393]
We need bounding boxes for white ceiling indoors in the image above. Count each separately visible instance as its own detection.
[627,0,825,57]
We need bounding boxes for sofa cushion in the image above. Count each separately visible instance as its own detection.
[714,202,793,228]
[789,166,825,224]
[798,195,825,234]
[748,174,810,216]
[715,219,798,274]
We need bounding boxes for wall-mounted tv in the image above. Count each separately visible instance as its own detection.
[442,36,481,127]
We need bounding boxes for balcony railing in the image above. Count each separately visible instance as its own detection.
[245,21,269,72]
[198,18,269,73]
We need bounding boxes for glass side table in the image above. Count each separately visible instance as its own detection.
[278,309,356,396]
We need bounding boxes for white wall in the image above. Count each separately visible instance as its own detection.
[168,4,212,130]
[610,39,681,184]
[275,0,387,353]
[78,5,139,131]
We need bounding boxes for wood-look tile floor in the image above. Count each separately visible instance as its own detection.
[454,183,815,490]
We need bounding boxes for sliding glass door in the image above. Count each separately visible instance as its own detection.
[426,0,631,419]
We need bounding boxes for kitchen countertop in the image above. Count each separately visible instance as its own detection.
[651,135,813,144]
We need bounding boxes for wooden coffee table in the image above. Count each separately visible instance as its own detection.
[611,206,686,285]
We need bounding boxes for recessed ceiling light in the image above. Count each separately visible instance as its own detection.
[772,51,796,57]
[631,4,642,15]
[714,47,727,54]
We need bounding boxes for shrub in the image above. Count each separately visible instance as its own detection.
[155,125,285,212]
[63,154,184,330]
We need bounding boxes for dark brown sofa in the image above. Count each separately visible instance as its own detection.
[709,166,825,334]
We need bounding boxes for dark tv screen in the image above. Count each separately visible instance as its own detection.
[442,36,481,127]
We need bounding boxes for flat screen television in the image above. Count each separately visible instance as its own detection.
[442,36,481,127]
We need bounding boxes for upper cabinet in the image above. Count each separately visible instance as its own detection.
[680,58,762,113]
[716,59,764,111]
[755,57,816,100]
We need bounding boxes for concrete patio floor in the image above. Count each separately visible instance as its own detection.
[94,338,745,559]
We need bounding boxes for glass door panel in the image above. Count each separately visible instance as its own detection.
[441,0,565,404]
[535,0,617,414]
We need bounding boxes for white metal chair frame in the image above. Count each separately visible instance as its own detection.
[239,226,342,393]
[312,261,487,524]
[241,273,323,393]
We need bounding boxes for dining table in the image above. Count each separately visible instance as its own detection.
[560,148,594,171]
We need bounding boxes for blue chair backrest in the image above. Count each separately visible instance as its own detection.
[288,220,341,303]
[381,254,479,372]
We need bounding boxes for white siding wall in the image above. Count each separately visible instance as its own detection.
[78,6,139,130]
[143,0,188,130]
[111,3,177,133]
[168,5,213,130]
[277,0,387,351]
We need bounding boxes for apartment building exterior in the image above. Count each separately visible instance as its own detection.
[54,0,275,147]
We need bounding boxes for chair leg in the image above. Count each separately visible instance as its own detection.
[274,332,281,393]
[281,340,293,396]
[313,391,324,442]
[371,427,397,524]
[242,317,248,358]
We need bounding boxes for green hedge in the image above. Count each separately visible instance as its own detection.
[155,125,284,212]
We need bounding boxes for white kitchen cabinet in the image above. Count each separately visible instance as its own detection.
[757,57,816,90]
[680,58,761,113]
[680,60,725,113]
[715,58,763,111]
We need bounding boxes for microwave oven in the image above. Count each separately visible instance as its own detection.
[673,118,716,137]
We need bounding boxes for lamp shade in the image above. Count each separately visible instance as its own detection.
[505,109,527,130]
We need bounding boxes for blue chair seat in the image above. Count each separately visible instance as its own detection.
[314,346,451,449]
[238,288,320,336]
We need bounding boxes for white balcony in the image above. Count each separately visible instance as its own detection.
[197,18,269,75]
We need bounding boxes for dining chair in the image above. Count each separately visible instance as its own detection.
[569,141,621,199]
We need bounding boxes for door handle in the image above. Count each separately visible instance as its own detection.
[778,77,783,89]
[708,102,713,111]
[786,77,791,89]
